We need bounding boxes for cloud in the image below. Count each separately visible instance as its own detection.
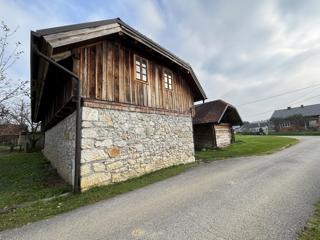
[1,0,320,121]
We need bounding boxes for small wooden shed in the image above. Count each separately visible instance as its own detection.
[0,124,26,146]
[193,100,242,149]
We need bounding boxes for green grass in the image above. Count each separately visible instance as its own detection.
[300,202,320,240]
[195,135,298,161]
[0,150,197,231]
[0,150,71,210]
[0,135,298,231]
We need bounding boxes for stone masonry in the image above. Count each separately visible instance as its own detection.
[43,112,76,185]
[80,107,195,190]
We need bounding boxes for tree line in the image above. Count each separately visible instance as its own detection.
[0,21,40,150]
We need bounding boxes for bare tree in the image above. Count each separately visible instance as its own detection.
[0,21,28,107]
[9,99,41,150]
[0,105,9,122]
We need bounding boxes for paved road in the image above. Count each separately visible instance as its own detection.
[1,136,320,240]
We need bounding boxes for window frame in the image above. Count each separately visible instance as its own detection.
[134,54,148,84]
[163,68,173,91]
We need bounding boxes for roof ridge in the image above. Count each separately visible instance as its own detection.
[32,18,206,101]
[275,103,320,111]
[36,18,121,35]
[35,18,193,68]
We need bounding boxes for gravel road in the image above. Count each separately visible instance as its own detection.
[1,136,320,240]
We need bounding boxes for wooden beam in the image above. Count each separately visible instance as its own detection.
[44,25,121,48]
[52,50,72,61]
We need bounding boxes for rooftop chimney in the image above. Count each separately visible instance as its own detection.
[301,105,304,108]
[287,106,291,110]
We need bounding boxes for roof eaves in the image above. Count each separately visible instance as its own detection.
[36,18,120,36]
[32,18,207,102]
[217,105,229,124]
[188,68,207,100]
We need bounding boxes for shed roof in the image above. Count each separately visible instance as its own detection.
[271,103,320,119]
[193,100,243,126]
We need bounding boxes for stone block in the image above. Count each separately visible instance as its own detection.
[92,162,106,172]
[134,144,144,152]
[106,147,120,158]
[82,121,93,128]
[81,149,106,162]
[82,128,98,138]
[95,139,113,148]
[82,107,98,121]
[81,139,94,149]
[99,113,113,126]
[81,164,92,176]
[111,173,126,182]
[106,161,123,170]
[81,172,111,189]
[115,140,127,147]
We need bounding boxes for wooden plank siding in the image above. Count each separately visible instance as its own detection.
[76,39,194,114]
[193,124,216,150]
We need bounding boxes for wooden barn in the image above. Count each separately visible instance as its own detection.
[31,18,206,191]
[0,124,26,146]
[193,100,242,149]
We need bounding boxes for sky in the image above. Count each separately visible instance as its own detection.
[1,0,320,121]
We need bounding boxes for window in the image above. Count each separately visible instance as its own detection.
[163,69,173,90]
[280,121,291,128]
[309,120,317,127]
[135,55,148,82]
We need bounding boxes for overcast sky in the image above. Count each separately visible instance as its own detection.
[1,0,320,121]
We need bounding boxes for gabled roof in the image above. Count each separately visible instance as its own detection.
[271,103,320,119]
[246,121,269,129]
[193,99,243,126]
[30,18,206,120]
[0,124,26,136]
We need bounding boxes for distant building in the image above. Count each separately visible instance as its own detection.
[0,124,26,145]
[193,100,242,149]
[270,104,320,132]
[238,121,271,135]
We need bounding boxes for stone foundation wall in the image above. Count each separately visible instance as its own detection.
[80,107,195,189]
[43,112,76,185]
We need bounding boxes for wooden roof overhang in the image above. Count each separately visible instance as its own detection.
[193,100,243,126]
[31,18,207,122]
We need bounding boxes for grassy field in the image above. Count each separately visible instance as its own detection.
[0,148,197,231]
[0,135,298,231]
[300,202,320,239]
[0,148,71,210]
[195,135,298,161]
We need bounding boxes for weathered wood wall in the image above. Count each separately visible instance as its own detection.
[193,123,232,149]
[214,124,231,148]
[41,57,76,128]
[73,39,194,113]
[193,124,215,150]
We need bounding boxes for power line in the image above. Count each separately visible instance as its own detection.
[288,90,320,106]
[238,83,320,107]
[243,94,320,118]
[292,94,320,104]
[244,110,273,118]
